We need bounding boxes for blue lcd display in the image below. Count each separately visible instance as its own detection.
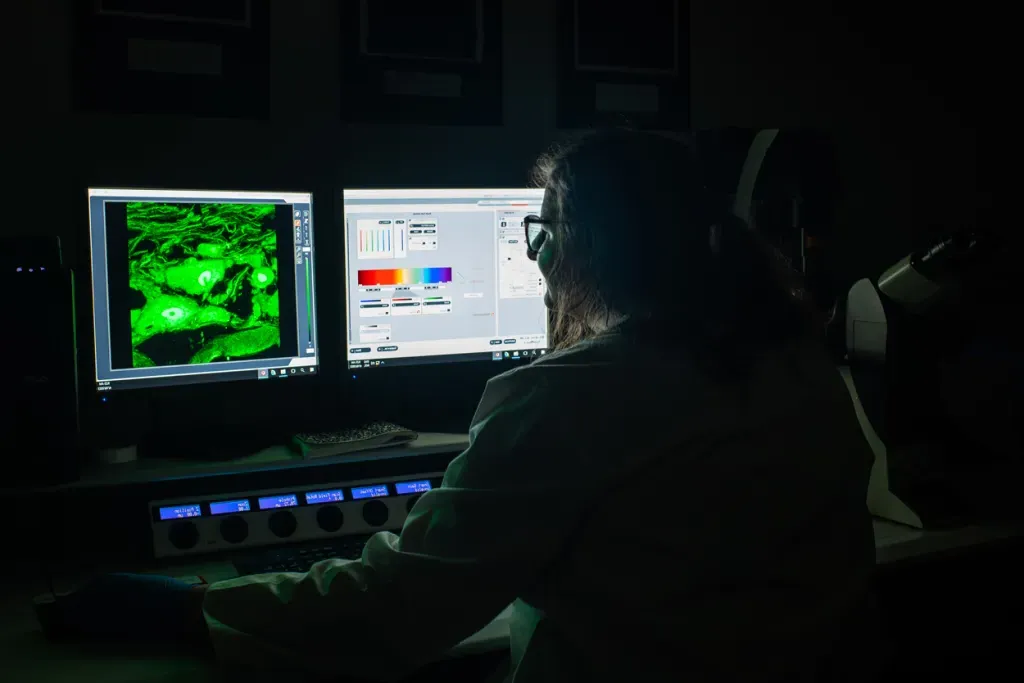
[305,489,345,505]
[158,504,202,521]
[351,484,389,500]
[258,494,298,510]
[395,480,432,495]
[210,499,251,516]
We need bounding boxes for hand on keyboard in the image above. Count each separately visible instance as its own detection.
[234,534,373,576]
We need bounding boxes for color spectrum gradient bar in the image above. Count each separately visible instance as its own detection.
[358,267,452,286]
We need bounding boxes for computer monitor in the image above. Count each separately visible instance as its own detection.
[342,188,549,370]
[87,188,320,391]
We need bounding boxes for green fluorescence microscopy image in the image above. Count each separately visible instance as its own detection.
[126,202,283,368]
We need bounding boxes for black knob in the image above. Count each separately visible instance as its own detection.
[362,500,389,527]
[406,495,422,514]
[219,515,249,544]
[316,505,344,533]
[268,510,298,538]
[168,521,199,550]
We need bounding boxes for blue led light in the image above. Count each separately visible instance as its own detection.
[305,489,345,504]
[258,494,298,510]
[210,499,251,515]
[351,484,389,500]
[395,480,431,495]
[158,504,202,521]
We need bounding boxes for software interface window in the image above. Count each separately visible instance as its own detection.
[343,189,549,368]
[88,189,319,391]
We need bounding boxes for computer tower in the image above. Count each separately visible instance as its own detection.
[1,239,80,487]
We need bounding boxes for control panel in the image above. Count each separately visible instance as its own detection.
[149,473,441,558]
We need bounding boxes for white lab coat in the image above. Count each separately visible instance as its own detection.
[203,330,876,682]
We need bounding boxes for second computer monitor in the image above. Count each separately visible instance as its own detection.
[343,188,549,369]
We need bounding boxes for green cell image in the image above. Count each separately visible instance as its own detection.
[126,202,282,368]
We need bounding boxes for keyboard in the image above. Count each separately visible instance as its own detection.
[234,533,376,575]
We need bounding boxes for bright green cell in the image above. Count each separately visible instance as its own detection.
[252,267,275,289]
[253,290,278,318]
[196,242,224,257]
[126,202,281,368]
[131,292,234,347]
[189,325,281,364]
[162,257,232,297]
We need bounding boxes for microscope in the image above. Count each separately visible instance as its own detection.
[843,230,1019,528]
[696,128,1015,529]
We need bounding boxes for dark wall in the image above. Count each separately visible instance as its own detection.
[692,3,983,289]
[8,0,982,296]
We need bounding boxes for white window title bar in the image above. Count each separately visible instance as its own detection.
[88,188,312,204]
[345,188,545,200]
[345,203,540,213]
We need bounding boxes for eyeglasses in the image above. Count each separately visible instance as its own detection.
[523,214,552,261]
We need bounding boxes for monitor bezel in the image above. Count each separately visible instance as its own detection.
[85,186,322,394]
[340,187,550,376]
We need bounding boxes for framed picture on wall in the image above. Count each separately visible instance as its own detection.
[72,0,270,119]
[340,0,502,125]
[556,0,690,130]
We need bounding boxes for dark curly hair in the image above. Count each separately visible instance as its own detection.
[532,128,819,377]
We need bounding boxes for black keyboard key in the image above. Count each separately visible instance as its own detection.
[234,534,377,576]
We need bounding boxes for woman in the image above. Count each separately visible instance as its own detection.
[62,130,876,681]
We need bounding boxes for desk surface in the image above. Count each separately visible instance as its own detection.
[1,519,1017,682]
[43,433,471,494]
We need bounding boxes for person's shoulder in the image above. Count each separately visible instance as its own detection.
[522,334,627,370]
[458,341,630,487]
[482,335,622,392]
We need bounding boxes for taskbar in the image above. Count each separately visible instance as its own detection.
[347,349,548,370]
[97,365,319,391]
